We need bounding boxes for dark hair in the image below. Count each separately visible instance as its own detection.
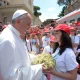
[51,20,56,23]
[74,31,77,36]
[53,30,73,55]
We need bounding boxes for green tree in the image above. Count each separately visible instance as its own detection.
[42,19,54,26]
[33,6,42,17]
[57,0,71,6]
[57,0,71,17]
[58,6,67,17]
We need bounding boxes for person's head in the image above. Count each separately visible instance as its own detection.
[50,36,56,48]
[53,24,72,55]
[51,20,56,28]
[71,21,75,25]
[36,30,42,38]
[44,29,50,37]
[26,32,30,39]
[12,9,32,36]
[31,32,37,38]
[69,26,76,36]
[45,32,50,37]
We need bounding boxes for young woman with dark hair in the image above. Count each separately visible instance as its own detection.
[53,30,73,55]
[46,24,78,80]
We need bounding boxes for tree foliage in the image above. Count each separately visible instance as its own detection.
[57,0,71,6]
[33,6,41,17]
[58,6,67,17]
[57,0,71,17]
[34,6,40,11]
[42,19,54,26]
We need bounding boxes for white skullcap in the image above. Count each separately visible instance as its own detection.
[12,9,28,20]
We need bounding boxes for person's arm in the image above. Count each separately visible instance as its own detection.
[0,40,42,80]
[46,49,78,80]
[50,67,77,80]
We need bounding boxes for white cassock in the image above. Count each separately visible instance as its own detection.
[0,24,42,80]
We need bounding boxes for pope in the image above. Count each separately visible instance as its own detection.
[0,9,47,80]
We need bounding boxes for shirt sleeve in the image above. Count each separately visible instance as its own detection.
[65,49,78,71]
[0,40,42,80]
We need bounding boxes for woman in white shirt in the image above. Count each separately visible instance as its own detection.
[46,24,78,80]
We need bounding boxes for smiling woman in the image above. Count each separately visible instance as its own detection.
[45,24,78,80]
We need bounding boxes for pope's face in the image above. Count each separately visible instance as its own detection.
[20,14,32,35]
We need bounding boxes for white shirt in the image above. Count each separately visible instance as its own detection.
[42,36,50,48]
[26,39,31,52]
[76,35,80,53]
[0,25,42,80]
[51,48,78,80]
[43,45,53,55]
[70,35,79,44]
[31,39,39,54]
[70,35,79,53]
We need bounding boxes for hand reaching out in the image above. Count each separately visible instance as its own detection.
[42,63,53,74]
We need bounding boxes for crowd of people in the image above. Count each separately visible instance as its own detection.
[0,9,80,80]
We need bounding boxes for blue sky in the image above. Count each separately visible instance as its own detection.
[33,0,63,22]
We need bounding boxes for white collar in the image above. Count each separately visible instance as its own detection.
[8,24,20,37]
